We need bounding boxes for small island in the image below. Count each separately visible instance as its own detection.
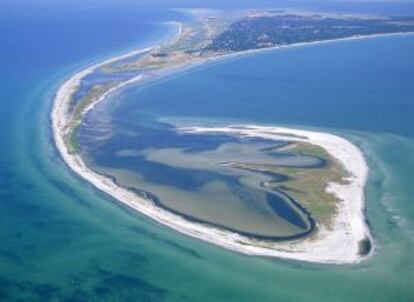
[52,9,414,263]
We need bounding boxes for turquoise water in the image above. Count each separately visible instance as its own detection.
[1,1,414,301]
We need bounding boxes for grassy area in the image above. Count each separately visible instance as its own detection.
[66,127,79,154]
[229,142,350,228]
[64,82,119,154]
[100,12,240,73]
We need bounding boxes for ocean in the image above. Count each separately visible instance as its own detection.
[1,1,414,301]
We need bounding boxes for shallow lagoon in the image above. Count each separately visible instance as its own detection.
[78,110,321,238]
[77,31,414,243]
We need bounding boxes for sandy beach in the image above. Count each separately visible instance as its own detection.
[179,125,374,263]
[49,23,386,264]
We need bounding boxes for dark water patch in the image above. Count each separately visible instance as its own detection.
[92,267,167,301]
[266,193,308,229]
[229,181,269,211]
[128,225,203,260]
[259,141,291,152]
[48,179,92,209]
[0,256,163,300]
[99,273,165,295]
[128,225,159,240]
[26,141,69,197]
[0,192,16,203]
[0,177,34,193]
[31,221,47,230]
[160,238,203,260]
[0,169,16,182]
[114,250,148,266]
[93,286,113,301]
[0,169,17,191]
[0,272,164,302]
[0,277,62,302]
[14,231,24,240]
[358,238,372,256]
[386,217,398,231]
[32,284,61,301]
[180,134,245,153]
[229,165,290,182]
[19,182,35,192]
[265,152,326,168]
[62,290,90,302]
[277,185,305,194]
[0,193,43,216]
[0,182,11,191]
[0,249,21,264]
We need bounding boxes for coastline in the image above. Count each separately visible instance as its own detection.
[48,27,400,264]
[179,125,373,263]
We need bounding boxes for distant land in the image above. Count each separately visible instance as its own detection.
[207,12,414,51]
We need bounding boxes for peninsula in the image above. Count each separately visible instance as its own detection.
[51,9,414,263]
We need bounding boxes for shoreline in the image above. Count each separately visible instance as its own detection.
[179,125,374,263]
[48,26,407,264]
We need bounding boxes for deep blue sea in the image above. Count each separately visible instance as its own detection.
[1,1,414,301]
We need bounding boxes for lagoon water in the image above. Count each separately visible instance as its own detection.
[1,1,414,301]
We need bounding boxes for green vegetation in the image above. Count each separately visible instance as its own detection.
[66,127,79,155]
[99,11,414,74]
[207,13,414,52]
[228,142,349,227]
[288,141,332,159]
[64,82,119,154]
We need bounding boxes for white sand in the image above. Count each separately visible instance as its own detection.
[179,125,374,263]
[49,30,393,264]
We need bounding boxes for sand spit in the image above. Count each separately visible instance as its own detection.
[179,125,373,263]
[50,27,387,264]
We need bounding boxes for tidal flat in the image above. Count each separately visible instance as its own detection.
[79,122,324,239]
